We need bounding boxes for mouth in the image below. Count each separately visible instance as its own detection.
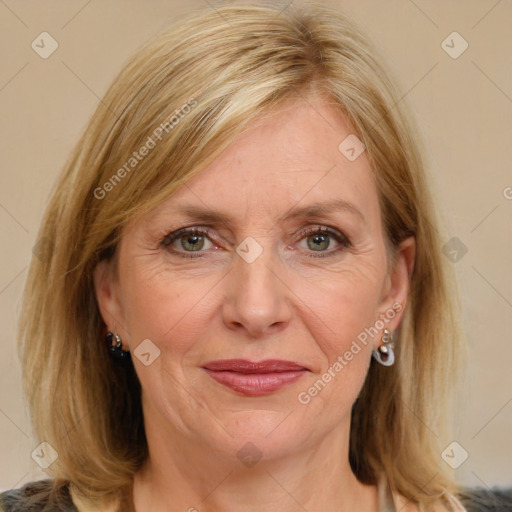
[202,359,309,396]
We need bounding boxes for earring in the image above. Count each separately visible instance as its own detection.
[105,331,130,361]
[372,328,395,366]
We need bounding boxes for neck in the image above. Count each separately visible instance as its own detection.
[132,402,379,511]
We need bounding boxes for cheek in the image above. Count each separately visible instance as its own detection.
[290,261,385,411]
[296,262,385,355]
[119,256,221,353]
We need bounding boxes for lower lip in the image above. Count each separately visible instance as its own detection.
[204,369,306,396]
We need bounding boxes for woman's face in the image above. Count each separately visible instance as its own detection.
[95,97,414,464]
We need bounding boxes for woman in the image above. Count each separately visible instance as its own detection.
[1,1,510,511]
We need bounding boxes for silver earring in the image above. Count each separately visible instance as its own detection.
[106,331,130,362]
[372,328,395,366]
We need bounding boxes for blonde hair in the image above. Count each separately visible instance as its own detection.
[19,1,467,510]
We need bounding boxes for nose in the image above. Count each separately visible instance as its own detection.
[221,245,293,339]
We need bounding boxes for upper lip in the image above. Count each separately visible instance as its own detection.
[202,359,309,373]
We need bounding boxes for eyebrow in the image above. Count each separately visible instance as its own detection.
[172,199,365,226]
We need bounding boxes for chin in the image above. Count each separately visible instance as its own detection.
[206,410,319,461]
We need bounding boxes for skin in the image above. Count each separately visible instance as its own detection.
[94,96,416,512]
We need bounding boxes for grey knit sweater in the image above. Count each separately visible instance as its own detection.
[1,479,511,511]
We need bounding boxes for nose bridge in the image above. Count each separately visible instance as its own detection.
[222,236,292,337]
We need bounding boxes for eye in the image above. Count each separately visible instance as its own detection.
[161,227,216,258]
[296,226,351,257]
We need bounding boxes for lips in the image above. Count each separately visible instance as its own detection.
[202,359,309,396]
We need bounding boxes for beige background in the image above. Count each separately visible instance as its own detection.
[1,0,511,492]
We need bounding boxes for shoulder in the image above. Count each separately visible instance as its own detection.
[456,485,512,512]
[0,479,77,512]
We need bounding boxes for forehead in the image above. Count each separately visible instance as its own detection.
[146,97,380,228]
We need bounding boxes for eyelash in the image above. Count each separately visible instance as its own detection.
[160,226,352,259]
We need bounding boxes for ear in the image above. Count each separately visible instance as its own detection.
[93,258,129,343]
[376,236,415,336]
